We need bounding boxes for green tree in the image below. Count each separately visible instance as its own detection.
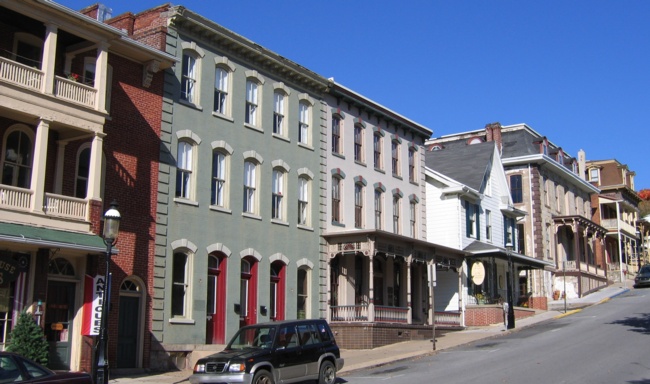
[640,189,650,218]
[6,311,49,365]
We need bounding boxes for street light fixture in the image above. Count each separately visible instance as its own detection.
[505,242,515,329]
[94,200,120,384]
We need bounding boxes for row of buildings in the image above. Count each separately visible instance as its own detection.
[0,0,644,374]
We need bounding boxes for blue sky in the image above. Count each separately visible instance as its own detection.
[60,1,650,190]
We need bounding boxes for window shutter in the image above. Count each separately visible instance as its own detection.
[465,201,470,237]
[475,204,480,240]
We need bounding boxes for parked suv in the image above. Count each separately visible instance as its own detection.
[190,319,344,384]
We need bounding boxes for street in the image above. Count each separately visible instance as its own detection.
[340,288,650,384]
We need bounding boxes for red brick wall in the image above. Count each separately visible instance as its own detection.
[464,306,536,326]
[330,323,434,349]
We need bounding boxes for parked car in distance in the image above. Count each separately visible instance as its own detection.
[190,319,344,384]
[634,265,650,288]
[0,351,92,383]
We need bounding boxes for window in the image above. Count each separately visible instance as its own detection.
[272,169,285,220]
[354,124,363,162]
[270,261,285,321]
[297,268,309,319]
[82,57,113,111]
[172,252,190,318]
[13,33,42,67]
[298,176,309,226]
[243,161,258,214]
[75,146,90,198]
[486,210,492,241]
[298,101,310,145]
[354,183,363,228]
[510,174,523,204]
[332,116,342,154]
[245,80,259,126]
[176,140,194,200]
[373,132,382,170]
[375,189,383,230]
[409,201,416,237]
[332,177,341,223]
[517,223,525,253]
[393,196,400,234]
[211,151,226,207]
[181,51,198,103]
[392,140,400,176]
[2,127,33,188]
[465,201,479,239]
[504,217,514,246]
[408,147,416,182]
[214,67,229,115]
[589,168,599,182]
[273,91,285,135]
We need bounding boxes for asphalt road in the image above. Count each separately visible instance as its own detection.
[340,288,650,384]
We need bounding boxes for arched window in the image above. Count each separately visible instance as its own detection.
[354,182,364,228]
[176,140,195,199]
[332,176,341,223]
[393,195,401,234]
[2,127,33,188]
[211,151,227,207]
[245,80,260,126]
[273,91,286,136]
[214,66,229,115]
[243,160,258,214]
[172,252,191,318]
[181,51,199,104]
[298,176,310,226]
[373,132,382,170]
[298,101,310,145]
[375,189,383,230]
[48,258,75,276]
[272,168,285,221]
[75,145,90,198]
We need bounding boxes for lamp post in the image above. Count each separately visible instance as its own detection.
[505,242,515,329]
[94,200,120,384]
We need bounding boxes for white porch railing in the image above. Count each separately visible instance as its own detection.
[54,76,96,108]
[331,305,368,322]
[44,193,87,221]
[0,185,32,211]
[375,306,409,323]
[434,311,462,327]
[0,57,43,91]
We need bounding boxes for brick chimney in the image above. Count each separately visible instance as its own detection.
[484,122,503,154]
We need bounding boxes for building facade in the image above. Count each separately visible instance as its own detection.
[145,5,330,368]
[428,123,606,301]
[0,0,174,373]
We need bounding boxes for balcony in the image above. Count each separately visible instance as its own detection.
[601,218,637,237]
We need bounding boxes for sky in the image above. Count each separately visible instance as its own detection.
[59,0,650,190]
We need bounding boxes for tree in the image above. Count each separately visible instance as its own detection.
[6,311,49,365]
[640,189,650,218]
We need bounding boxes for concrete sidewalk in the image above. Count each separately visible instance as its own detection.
[109,282,630,383]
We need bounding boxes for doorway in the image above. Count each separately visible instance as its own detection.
[45,281,75,370]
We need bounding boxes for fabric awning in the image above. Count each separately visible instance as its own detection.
[0,222,109,253]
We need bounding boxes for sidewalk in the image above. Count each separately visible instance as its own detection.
[110,282,630,383]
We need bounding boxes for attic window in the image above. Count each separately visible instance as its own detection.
[589,168,599,182]
[429,144,443,151]
[468,137,483,145]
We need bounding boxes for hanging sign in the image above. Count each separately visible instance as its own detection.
[471,261,486,285]
[82,274,106,336]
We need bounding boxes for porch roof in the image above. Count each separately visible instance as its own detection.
[0,222,110,253]
[464,241,554,269]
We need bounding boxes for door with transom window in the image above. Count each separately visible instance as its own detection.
[207,255,226,344]
[239,257,257,328]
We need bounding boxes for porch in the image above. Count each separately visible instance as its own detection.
[330,304,462,328]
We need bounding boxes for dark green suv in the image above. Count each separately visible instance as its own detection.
[190,319,344,384]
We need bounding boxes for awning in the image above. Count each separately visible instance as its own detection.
[464,241,554,269]
[0,222,109,253]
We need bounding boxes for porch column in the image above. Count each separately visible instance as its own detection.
[368,252,375,322]
[427,261,435,326]
[406,257,412,324]
[326,254,331,323]
[42,23,58,95]
[583,229,590,272]
[53,141,67,194]
[94,42,109,113]
[30,119,50,213]
[86,132,105,202]
[573,222,582,295]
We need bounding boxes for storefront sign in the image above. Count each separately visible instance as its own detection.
[0,257,19,284]
[82,274,106,336]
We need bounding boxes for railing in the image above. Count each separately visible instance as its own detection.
[331,305,368,322]
[565,260,577,270]
[0,57,43,92]
[54,76,96,108]
[0,185,32,211]
[435,311,462,327]
[375,306,409,323]
[44,193,87,221]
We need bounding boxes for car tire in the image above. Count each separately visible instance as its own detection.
[252,369,274,384]
[318,360,336,384]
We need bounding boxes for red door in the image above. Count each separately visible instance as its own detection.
[240,258,258,328]
[207,255,226,344]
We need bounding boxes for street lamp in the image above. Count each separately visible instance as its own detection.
[94,200,120,384]
[505,242,515,329]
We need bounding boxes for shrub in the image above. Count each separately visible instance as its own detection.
[6,311,49,365]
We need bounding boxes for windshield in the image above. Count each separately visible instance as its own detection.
[639,265,650,274]
[227,326,275,350]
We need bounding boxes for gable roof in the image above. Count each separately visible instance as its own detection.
[425,141,495,191]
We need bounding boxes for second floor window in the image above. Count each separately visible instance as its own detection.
[354,125,363,162]
[298,102,309,144]
[355,183,363,228]
[510,174,523,203]
[409,201,416,237]
[393,196,400,234]
[272,169,284,220]
[2,129,32,189]
[373,133,382,169]
[408,148,416,182]
[332,177,341,222]
[486,210,492,241]
[176,141,193,199]
[181,52,197,103]
[298,177,309,225]
[211,152,226,206]
[392,141,400,176]
[243,161,257,214]
[375,189,383,230]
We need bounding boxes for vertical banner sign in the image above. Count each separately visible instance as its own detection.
[82,275,106,336]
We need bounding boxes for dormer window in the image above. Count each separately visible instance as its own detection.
[429,144,443,151]
[589,168,599,182]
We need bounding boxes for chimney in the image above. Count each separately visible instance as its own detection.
[484,122,503,154]
[578,149,586,180]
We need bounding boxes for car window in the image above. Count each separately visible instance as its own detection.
[0,356,24,383]
[228,326,275,350]
[297,324,319,346]
[22,359,49,378]
[640,266,650,274]
[317,323,332,342]
[277,325,298,349]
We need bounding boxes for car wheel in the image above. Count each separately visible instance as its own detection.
[318,360,336,384]
[252,369,274,384]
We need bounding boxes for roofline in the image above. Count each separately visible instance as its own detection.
[502,154,600,194]
[328,80,433,138]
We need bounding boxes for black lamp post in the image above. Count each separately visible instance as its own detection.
[505,242,516,329]
[94,200,120,384]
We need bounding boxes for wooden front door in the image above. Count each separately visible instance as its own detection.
[117,295,139,368]
[206,255,226,344]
